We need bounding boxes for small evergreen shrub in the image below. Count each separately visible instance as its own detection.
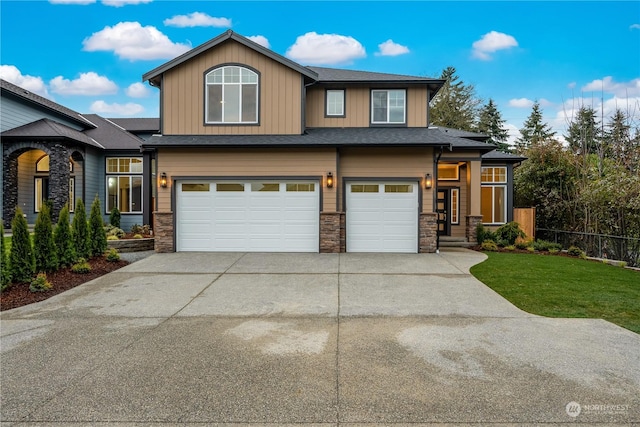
[567,246,585,257]
[494,222,526,246]
[105,248,120,262]
[505,245,516,251]
[549,248,560,255]
[72,199,90,260]
[527,246,535,252]
[481,239,498,251]
[476,223,486,244]
[34,203,58,272]
[515,236,533,250]
[88,195,108,257]
[533,240,563,252]
[29,273,52,293]
[54,205,75,267]
[109,207,121,228]
[133,234,143,239]
[107,235,119,241]
[105,225,125,238]
[71,258,91,274]
[130,224,143,234]
[1,224,11,290]
[10,207,35,283]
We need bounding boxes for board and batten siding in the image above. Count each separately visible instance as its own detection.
[162,40,303,135]
[305,86,428,128]
[156,148,337,212]
[339,147,434,213]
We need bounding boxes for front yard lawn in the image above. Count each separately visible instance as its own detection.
[470,252,640,334]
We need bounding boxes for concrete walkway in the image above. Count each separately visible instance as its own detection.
[1,249,639,425]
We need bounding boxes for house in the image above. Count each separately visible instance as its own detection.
[140,30,524,253]
[1,79,149,231]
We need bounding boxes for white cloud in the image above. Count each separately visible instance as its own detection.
[102,0,152,6]
[247,35,270,49]
[581,76,640,97]
[472,31,518,60]
[82,21,191,61]
[508,98,534,108]
[0,65,50,98]
[125,82,151,98]
[286,32,366,65]
[567,82,576,89]
[163,12,231,28]
[90,100,144,116]
[630,24,640,30]
[504,122,520,147]
[375,39,410,56]
[49,0,96,4]
[49,72,117,96]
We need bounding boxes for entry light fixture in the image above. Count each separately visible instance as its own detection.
[425,173,433,189]
[326,172,334,189]
[160,172,168,188]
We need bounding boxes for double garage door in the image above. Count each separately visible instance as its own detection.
[176,180,418,253]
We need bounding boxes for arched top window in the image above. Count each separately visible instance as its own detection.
[205,65,258,124]
[36,155,73,173]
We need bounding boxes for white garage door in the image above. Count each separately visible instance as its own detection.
[346,182,418,253]
[177,181,319,252]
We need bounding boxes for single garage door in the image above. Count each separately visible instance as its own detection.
[177,180,319,252]
[346,182,418,253]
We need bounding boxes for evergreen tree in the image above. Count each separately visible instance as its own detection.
[565,106,601,156]
[515,102,556,152]
[604,109,639,172]
[33,203,58,272]
[476,99,510,152]
[88,195,107,257]
[429,66,480,131]
[72,198,90,260]
[54,205,75,267]
[1,224,11,290]
[109,207,121,228]
[9,207,35,283]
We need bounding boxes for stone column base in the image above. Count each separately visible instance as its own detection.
[466,215,483,244]
[153,211,174,253]
[419,212,437,253]
[320,212,343,253]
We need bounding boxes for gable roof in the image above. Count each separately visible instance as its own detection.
[143,30,318,85]
[482,150,527,162]
[1,118,104,149]
[82,114,143,150]
[0,79,96,129]
[107,117,160,133]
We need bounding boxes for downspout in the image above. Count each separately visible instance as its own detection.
[435,146,443,253]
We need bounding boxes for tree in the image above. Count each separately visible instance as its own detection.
[604,109,640,173]
[514,101,556,152]
[54,205,75,267]
[88,195,107,257]
[33,203,58,272]
[476,99,510,152]
[1,224,11,290]
[565,106,602,156]
[72,198,90,260]
[429,66,480,131]
[9,207,35,283]
[109,207,121,228]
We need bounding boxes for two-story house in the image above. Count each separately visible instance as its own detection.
[142,30,524,253]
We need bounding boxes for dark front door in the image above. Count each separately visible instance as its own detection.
[436,188,450,236]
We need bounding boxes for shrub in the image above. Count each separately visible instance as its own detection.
[109,207,121,228]
[514,236,533,250]
[10,207,35,283]
[107,235,119,241]
[34,203,58,272]
[72,199,90,260]
[133,234,143,239]
[105,225,125,239]
[54,205,75,268]
[105,248,120,262]
[130,224,143,235]
[567,246,585,257]
[29,273,52,293]
[527,246,536,252]
[481,239,498,251]
[549,248,560,255]
[494,222,526,246]
[533,240,562,252]
[88,195,107,257]
[71,258,91,274]
[505,245,516,251]
[1,224,11,290]
[476,223,486,244]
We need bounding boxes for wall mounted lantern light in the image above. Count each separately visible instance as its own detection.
[326,172,334,189]
[425,173,433,189]
[160,172,168,188]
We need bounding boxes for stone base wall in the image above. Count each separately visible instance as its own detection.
[466,215,483,244]
[153,212,174,253]
[419,212,438,253]
[320,212,343,253]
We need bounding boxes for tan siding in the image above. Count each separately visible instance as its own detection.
[340,147,434,213]
[157,148,336,212]
[162,40,302,135]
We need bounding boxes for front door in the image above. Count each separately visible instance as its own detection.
[436,188,450,236]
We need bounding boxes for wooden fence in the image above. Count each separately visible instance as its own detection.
[514,207,535,238]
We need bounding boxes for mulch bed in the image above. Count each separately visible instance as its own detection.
[1,257,129,311]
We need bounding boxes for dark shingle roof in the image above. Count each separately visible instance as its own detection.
[1,118,104,149]
[107,118,160,133]
[83,114,143,150]
[482,150,527,162]
[142,127,497,152]
[307,66,441,83]
[0,79,95,129]
[435,126,489,141]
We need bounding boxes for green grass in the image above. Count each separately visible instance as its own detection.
[470,252,640,334]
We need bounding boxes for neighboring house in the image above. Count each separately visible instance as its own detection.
[1,79,148,231]
[141,30,524,253]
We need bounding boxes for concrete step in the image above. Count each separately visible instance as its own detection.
[438,236,475,248]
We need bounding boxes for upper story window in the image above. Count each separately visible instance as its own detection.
[326,89,345,117]
[371,89,406,124]
[205,65,258,124]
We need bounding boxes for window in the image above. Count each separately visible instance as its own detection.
[251,183,279,192]
[106,157,143,213]
[326,89,345,117]
[385,184,413,193]
[216,183,245,192]
[286,183,315,192]
[205,66,258,124]
[182,183,210,192]
[451,188,459,224]
[481,166,507,224]
[35,178,74,213]
[371,89,406,124]
[438,164,459,181]
[351,184,379,193]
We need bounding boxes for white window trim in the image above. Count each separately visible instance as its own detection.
[451,188,460,224]
[34,177,74,213]
[481,166,507,184]
[326,89,345,117]
[481,184,507,225]
[371,89,406,124]
[205,65,259,124]
[106,157,143,174]
[438,164,460,181]
[106,176,143,214]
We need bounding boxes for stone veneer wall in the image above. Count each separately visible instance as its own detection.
[153,212,174,252]
[419,212,437,253]
[320,212,341,253]
[466,215,483,244]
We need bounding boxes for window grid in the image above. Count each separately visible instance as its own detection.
[371,89,406,124]
[451,188,459,224]
[206,66,258,124]
[326,90,345,116]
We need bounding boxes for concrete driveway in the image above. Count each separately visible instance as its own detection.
[1,249,639,425]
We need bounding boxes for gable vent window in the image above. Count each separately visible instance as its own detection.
[205,66,258,124]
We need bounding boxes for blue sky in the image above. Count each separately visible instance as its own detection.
[1,0,639,144]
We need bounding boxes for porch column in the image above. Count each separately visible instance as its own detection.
[2,155,18,228]
[468,160,482,216]
[48,144,70,223]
